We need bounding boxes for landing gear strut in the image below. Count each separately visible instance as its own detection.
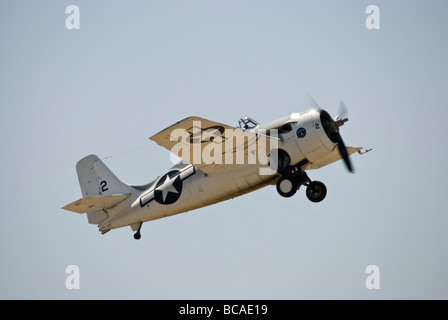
[275,163,327,203]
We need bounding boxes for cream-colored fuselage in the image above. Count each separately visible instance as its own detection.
[101,163,276,233]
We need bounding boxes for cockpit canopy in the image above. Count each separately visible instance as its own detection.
[239,115,296,135]
[238,117,259,130]
[255,115,294,135]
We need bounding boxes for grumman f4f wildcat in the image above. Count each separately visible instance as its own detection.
[62,100,370,239]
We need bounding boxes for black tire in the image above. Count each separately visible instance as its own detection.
[306,181,327,203]
[276,176,298,198]
[134,232,141,240]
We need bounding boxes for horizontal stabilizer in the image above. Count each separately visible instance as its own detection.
[62,194,131,214]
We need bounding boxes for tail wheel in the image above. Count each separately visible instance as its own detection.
[276,176,298,198]
[306,181,327,203]
[133,222,143,240]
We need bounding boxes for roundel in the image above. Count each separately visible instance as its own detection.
[154,170,183,205]
[296,127,307,138]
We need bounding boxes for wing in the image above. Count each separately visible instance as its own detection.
[302,147,363,170]
[150,116,281,175]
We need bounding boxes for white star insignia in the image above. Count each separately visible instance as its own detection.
[158,174,179,202]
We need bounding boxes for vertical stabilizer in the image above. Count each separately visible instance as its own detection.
[76,155,131,197]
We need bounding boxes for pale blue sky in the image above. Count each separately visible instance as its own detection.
[1,0,447,299]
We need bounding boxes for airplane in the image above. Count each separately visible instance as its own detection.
[62,101,369,239]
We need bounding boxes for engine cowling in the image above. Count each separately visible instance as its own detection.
[277,108,338,167]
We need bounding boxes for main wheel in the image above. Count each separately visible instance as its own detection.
[306,181,327,203]
[276,176,298,197]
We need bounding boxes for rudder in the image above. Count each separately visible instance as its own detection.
[76,154,131,197]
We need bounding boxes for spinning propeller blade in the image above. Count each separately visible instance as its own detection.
[307,93,320,109]
[309,95,354,173]
[334,99,353,173]
[336,132,354,173]
[335,100,348,122]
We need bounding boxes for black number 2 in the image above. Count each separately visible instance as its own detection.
[100,180,109,193]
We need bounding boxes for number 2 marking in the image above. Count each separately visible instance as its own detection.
[100,180,108,193]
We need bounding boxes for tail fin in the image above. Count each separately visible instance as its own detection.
[76,154,131,197]
[62,155,133,231]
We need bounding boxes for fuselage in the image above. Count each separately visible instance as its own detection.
[101,162,277,232]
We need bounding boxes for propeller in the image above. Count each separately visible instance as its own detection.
[335,129,354,173]
[308,95,354,173]
[334,100,348,124]
[332,99,353,172]
[307,93,320,109]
